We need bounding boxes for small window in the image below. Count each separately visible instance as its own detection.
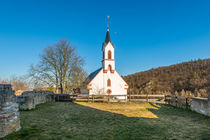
[107,89,112,95]
[108,50,112,59]
[107,79,111,87]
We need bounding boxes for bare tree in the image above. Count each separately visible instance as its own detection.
[0,76,30,91]
[10,75,30,90]
[29,39,86,93]
[0,78,9,84]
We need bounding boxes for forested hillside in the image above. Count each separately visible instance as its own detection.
[124,59,210,97]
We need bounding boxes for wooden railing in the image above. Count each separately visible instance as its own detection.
[75,94,192,108]
[75,94,166,103]
[53,94,192,109]
[52,94,77,102]
[165,95,191,109]
[128,94,165,103]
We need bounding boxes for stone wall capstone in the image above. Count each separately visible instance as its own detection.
[0,84,21,138]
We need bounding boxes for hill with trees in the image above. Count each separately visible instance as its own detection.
[124,58,210,97]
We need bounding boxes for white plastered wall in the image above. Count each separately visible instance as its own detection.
[89,69,127,96]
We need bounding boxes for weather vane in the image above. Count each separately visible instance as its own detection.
[107,16,110,28]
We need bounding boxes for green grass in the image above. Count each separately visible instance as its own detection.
[4,102,210,140]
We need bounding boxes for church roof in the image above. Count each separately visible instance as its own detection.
[103,27,114,47]
[85,68,102,84]
[105,27,111,44]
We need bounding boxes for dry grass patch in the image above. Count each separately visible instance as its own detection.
[77,102,159,118]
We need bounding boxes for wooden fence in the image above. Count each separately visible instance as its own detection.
[75,94,192,108]
[52,94,77,102]
[75,94,166,103]
[53,94,192,109]
[165,95,191,109]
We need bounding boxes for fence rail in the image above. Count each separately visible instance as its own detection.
[75,94,166,103]
[53,94,192,109]
[165,95,191,109]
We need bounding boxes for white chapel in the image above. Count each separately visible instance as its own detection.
[85,25,128,96]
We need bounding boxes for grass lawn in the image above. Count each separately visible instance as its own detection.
[4,102,210,140]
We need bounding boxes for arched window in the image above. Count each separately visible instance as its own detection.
[108,50,112,59]
[107,79,111,87]
[108,65,112,71]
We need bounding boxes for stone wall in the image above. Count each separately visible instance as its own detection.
[0,84,21,138]
[190,91,210,116]
[17,91,54,110]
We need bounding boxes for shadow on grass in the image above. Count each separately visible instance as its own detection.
[148,102,161,109]
[3,102,210,140]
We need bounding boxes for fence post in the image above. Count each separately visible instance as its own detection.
[88,95,90,102]
[167,95,169,105]
[176,96,178,107]
[146,94,148,102]
[92,95,94,103]
[167,95,170,105]
[164,95,166,104]
[108,95,110,103]
[186,97,188,109]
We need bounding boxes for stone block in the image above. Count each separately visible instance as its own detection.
[17,90,54,110]
[0,84,21,138]
[191,97,209,116]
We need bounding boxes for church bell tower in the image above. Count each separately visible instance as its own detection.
[102,26,115,74]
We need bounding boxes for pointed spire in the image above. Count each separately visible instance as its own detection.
[104,16,111,44]
[105,27,111,43]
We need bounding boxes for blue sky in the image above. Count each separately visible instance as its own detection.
[0,0,210,79]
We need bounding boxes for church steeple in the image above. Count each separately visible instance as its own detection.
[86,16,128,96]
[102,16,115,73]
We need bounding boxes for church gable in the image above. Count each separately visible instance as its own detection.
[87,69,128,95]
[115,71,128,85]
[103,41,114,49]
